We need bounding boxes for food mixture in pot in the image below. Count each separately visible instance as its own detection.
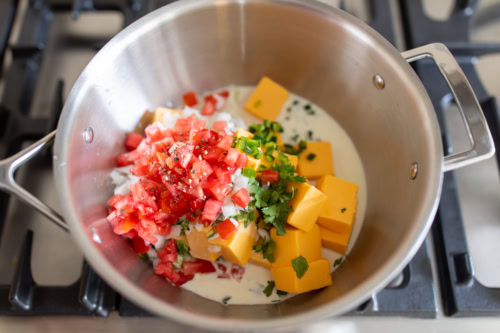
[106,77,367,304]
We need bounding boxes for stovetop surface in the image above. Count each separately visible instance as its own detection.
[0,0,499,332]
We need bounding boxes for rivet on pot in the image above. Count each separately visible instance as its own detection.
[410,162,418,180]
[373,74,385,90]
[84,127,94,143]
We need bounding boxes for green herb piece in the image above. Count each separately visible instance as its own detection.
[137,253,149,261]
[175,219,190,236]
[263,281,275,297]
[206,229,215,239]
[176,240,189,255]
[307,130,313,140]
[242,167,257,178]
[306,153,316,161]
[293,100,299,105]
[283,140,307,156]
[291,256,309,278]
[222,296,231,305]
[285,116,290,121]
[307,110,316,115]
[276,290,288,296]
[258,164,267,171]
[341,208,346,213]
[334,257,344,268]
[291,134,299,142]
[172,254,184,269]
[254,99,262,108]
[286,107,291,112]
[271,122,283,133]
[304,104,311,110]
[237,136,248,151]
[231,136,238,148]
[263,240,276,262]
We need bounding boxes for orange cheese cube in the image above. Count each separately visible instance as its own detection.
[235,128,254,139]
[286,153,298,168]
[152,107,181,123]
[297,141,334,180]
[275,132,284,148]
[271,225,322,268]
[261,151,297,169]
[271,258,332,293]
[244,77,289,121]
[319,225,351,255]
[315,175,358,233]
[209,220,258,266]
[286,182,328,232]
[186,226,221,261]
[249,251,271,269]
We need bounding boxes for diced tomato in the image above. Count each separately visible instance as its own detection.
[201,99,216,116]
[145,123,166,143]
[223,148,240,167]
[202,146,223,163]
[155,262,194,286]
[234,153,248,168]
[116,150,140,166]
[218,90,229,98]
[132,237,151,254]
[203,178,232,201]
[212,166,232,184]
[107,194,125,207]
[136,139,151,155]
[130,158,150,177]
[216,135,233,150]
[189,199,205,212]
[122,229,137,239]
[174,114,197,135]
[170,143,194,169]
[232,188,250,208]
[156,222,172,235]
[169,194,190,217]
[217,219,238,239]
[152,137,174,153]
[182,259,216,275]
[114,214,138,234]
[125,133,144,151]
[213,121,227,133]
[230,264,245,282]
[201,198,223,222]
[189,120,207,142]
[157,239,177,263]
[183,91,198,107]
[261,169,279,185]
[189,160,213,181]
[130,182,158,211]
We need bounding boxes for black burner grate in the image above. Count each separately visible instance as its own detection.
[401,0,500,317]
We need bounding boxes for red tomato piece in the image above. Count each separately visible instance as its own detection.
[145,123,166,143]
[189,160,213,181]
[132,237,151,254]
[216,135,233,150]
[234,152,248,168]
[217,219,238,239]
[218,90,229,98]
[107,194,125,207]
[261,169,279,185]
[155,263,194,286]
[125,133,144,150]
[116,150,140,166]
[232,188,250,208]
[203,178,232,201]
[182,259,216,275]
[201,198,223,222]
[183,91,198,107]
[114,214,138,234]
[156,222,172,235]
[212,166,232,184]
[189,199,205,212]
[122,229,137,239]
[174,114,197,135]
[223,148,240,167]
[213,121,227,133]
[201,99,216,116]
[202,146,223,163]
[152,137,174,153]
[189,120,207,142]
[230,264,245,282]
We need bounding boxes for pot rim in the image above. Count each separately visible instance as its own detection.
[53,0,443,330]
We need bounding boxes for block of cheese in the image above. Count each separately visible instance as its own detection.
[249,251,271,269]
[286,153,298,168]
[297,141,334,180]
[235,128,254,139]
[244,76,289,121]
[286,182,328,232]
[319,225,351,255]
[275,132,284,148]
[270,225,322,268]
[152,107,181,123]
[271,258,332,293]
[186,226,221,261]
[315,175,358,233]
[262,151,298,169]
[209,220,258,266]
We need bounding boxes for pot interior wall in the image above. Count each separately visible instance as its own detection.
[59,0,442,322]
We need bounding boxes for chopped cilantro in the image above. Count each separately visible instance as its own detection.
[254,99,262,108]
[175,219,190,236]
[307,130,313,140]
[222,296,231,305]
[306,153,316,161]
[293,100,299,105]
[341,208,346,213]
[291,256,309,278]
[286,107,291,112]
[254,239,276,262]
[291,134,299,142]
[276,290,288,296]
[263,280,275,297]
[172,254,184,269]
[334,257,344,267]
[137,253,149,261]
[304,104,311,110]
[176,240,189,255]
[283,140,307,156]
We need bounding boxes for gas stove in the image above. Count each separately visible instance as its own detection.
[0,0,499,332]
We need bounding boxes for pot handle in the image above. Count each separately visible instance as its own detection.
[402,43,495,172]
[0,131,68,231]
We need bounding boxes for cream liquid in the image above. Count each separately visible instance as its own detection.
[179,86,367,305]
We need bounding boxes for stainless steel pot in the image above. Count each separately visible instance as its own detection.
[0,0,495,330]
